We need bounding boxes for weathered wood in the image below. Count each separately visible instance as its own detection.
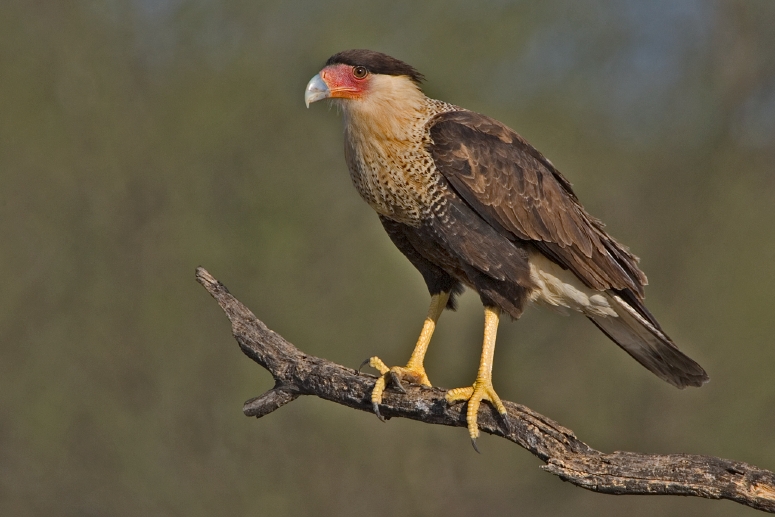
[196,266,775,513]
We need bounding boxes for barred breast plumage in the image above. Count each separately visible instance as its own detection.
[342,86,456,225]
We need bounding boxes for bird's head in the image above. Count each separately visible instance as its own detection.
[305,49,425,110]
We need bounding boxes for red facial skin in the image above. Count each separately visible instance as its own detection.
[320,64,370,100]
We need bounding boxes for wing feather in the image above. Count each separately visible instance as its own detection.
[428,110,647,297]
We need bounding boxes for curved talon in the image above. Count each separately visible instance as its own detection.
[388,371,406,393]
[499,410,511,435]
[471,437,481,454]
[358,358,371,374]
[372,402,385,422]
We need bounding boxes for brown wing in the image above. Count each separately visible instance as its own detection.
[428,110,647,298]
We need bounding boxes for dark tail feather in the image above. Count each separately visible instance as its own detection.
[587,292,709,388]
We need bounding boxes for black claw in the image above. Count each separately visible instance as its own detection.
[358,358,371,374]
[373,402,386,422]
[471,437,481,454]
[499,411,512,434]
[388,371,406,393]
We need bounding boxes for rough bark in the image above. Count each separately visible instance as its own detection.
[196,267,775,513]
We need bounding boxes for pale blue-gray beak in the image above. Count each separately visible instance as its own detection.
[304,74,330,108]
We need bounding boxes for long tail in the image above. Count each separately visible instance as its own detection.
[587,290,709,388]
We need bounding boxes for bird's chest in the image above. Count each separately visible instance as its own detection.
[344,132,441,225]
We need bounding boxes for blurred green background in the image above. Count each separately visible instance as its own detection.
[2,1,774,515]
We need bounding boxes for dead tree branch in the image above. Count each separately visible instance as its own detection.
[196,267,775,513]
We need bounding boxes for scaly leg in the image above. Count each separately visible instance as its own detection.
[364,291,450,420]
[445,305,508,451]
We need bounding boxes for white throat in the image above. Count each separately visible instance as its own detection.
[338,74,427,142]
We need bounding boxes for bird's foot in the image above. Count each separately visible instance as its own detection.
[445,379,508,452]
[360,356,431,421]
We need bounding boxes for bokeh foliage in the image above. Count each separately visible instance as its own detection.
[1,1,774,515]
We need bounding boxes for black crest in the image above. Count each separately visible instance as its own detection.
[325,49,425,85]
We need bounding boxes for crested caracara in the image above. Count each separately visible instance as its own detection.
[305,49,708,449]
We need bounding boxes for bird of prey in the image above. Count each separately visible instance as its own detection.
[305,49,708,448]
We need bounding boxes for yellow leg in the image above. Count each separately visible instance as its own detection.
[365,291,450,420]
[445,306,508,450]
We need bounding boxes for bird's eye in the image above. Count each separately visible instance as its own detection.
[352,66,368,79]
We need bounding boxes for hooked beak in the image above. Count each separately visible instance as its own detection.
[304,74,330,108]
